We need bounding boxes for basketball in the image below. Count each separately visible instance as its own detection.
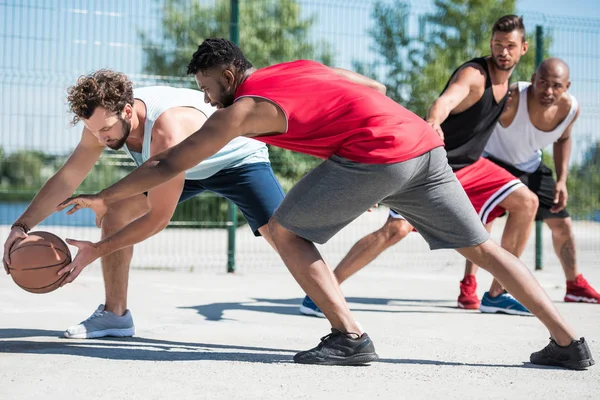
[8,231,72,294]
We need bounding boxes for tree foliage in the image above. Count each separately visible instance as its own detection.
[140,0,332,77]
[365,0,550,117]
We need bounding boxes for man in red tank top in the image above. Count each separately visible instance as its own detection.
[58,38,593,370]
[308,15,538,317]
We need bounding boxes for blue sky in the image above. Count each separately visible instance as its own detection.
[1,0,599,164]
[519,0,599,17]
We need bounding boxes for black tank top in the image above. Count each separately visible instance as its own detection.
[441,57,508,170]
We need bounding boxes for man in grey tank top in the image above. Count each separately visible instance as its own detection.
[484,58,600,304]
[3,70,285,339]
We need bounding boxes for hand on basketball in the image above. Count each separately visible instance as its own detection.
[3,226,28,274]
[57,239,101,285]
[551,181,568,213]
[57,194,108,228]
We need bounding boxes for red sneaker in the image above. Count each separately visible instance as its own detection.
[458,274,480,309]
[565,274,600,304]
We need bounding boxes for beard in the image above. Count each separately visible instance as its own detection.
[492,55,516,71]
[106,116,131,150]
[220,82,236,108]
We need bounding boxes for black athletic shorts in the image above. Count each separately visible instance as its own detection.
[486,155,570,221]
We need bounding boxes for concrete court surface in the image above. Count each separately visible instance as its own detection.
[1,254,599,400]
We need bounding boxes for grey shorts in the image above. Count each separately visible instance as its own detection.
[273,146,489,250]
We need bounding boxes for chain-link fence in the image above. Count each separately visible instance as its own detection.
[1,0,599,272]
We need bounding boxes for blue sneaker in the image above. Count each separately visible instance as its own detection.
[299,296,326,318]
[480,291,532,316]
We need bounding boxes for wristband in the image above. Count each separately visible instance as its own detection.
[11,221,30,233]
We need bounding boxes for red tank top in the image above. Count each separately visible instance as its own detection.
[234,60,442,164]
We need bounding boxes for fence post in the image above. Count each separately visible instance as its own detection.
[227,203,238,273]
[534,25,544,271]
[226,0,240,273]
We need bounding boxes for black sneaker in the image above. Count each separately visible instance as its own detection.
[530,337,595,370]
[293,329,379,365]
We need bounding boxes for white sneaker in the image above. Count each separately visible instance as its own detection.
[64,304,135,339]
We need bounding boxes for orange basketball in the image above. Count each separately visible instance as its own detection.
[8,231,71,294]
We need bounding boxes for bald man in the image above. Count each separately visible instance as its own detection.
[481,57,600,304]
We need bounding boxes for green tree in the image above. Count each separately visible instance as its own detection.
[140,0,332,77]
[0,150,49,191]
[139,0,329,225]
[0,150,133,202]
[365,0,550,117]
[563,143,600,218]
[77,154,133,194]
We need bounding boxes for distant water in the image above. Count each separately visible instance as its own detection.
[0,202,96,227]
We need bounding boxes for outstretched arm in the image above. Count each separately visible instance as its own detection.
[426,64,486,139]
[100,109,241,204]
[4,130,102,271]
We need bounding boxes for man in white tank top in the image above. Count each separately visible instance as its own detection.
[478,58,599,305]
[3,70,285,338]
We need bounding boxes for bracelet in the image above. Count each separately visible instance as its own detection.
[11,221,30,233]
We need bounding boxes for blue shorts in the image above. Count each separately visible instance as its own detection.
[178,162,285,236]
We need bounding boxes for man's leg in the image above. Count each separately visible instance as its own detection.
[64,195,149,339]
[460,240,575,342]
[458,222,494,309]
[257,224,278,252]
[454,158,538,312]
[390,149,593,369]
[300,215,411,317]
[269,219,379,365]
[334,216,412,284]
[474,187,538,315]
[546,217,578,280]
[270,220,361,332]
[100,195,150,315]
[486,186,538,297]
[271,153,432,365]
[546,217,600,303]
[459,240,594,370]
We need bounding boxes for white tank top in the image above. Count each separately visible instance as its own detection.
[124,86,269,180]
[484,82,578,173]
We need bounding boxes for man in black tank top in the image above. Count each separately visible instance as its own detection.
[440,56,509,170]
[306,15,542,316]
[425,16,538,315]
[414,16,539,314]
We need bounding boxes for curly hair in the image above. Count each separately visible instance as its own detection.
[67,69,134,125]
[492,15,526,41]
[187,38,253,75]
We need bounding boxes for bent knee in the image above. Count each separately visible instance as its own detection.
[383,218,412,244]
[548,217,573,237]
[102,197,149,233]
[267,217,289,242]
[524,191,539,213]
[504,187,538,215]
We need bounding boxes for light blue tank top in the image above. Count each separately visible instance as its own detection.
[124,86,269,180]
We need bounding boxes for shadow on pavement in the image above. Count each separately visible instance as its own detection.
[179,297,463,321]
[0,328,295,363]
[378,358,552,370]
[0,329,553,370]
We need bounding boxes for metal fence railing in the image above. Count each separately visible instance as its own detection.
[1,0,598,272]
